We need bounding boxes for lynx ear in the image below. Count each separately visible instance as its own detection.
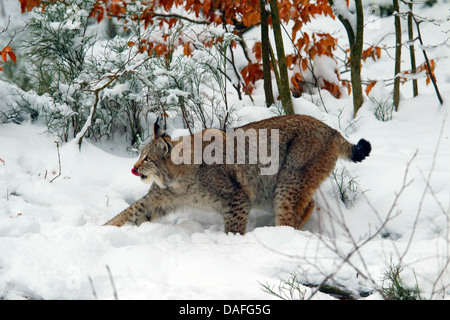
[153,119,167,139]
[156,137,172,158]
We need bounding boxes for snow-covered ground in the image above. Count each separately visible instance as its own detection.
[0,0,449,300]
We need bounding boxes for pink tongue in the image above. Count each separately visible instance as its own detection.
[131,167,140,176]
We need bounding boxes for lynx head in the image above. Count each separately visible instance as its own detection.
[131,121,174,188]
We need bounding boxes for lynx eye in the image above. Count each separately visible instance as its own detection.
[144,155,151,162]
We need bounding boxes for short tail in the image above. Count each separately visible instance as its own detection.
[351,139,372,162]
[338,135,371,163]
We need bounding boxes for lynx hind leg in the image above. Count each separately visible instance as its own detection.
[274,147,338,229]
[274,181,315,229]
[295,199,314,229]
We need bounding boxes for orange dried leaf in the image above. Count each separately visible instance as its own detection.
[19,0,27,13]
[154,43,167,56]
[375,46,382,59]
[147,42,154,56]
[291,73,303,95]
[252,42,262,62]
[19,0,42,13]
[241,10,260,27]
[322,80,341,98]
[362,46,382,62]
[97,6,105,23]
[183,43,193,57]
[240,62,264,87]
[292,20,302,42]
[8,51,17,63]
[301,59,308,71]
[109,1,125,17]
[138,45,147,54]
[365,81,377,95]
[168,17,178,28]
[285,55,294,68]
[342,80,351,95]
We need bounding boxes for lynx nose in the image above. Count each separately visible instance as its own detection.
[131,167,140,176]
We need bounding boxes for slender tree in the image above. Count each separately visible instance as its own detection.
[407,0,418,97]
[393,0,402,111]
[259,0,275,107]
[269,0,294,115]
[412,14,443,105]
[328,0,364,118]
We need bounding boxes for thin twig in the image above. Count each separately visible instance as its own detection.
[0,15,10,35]
[106,265,118,300]
[88,276,98,299]
[49,141,61,183]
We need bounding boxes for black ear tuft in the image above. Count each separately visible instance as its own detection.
[351,139,371,162]
[153,119,166,139]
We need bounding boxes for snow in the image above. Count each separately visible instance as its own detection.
[0,0,450,300]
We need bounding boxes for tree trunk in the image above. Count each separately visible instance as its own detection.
[268,43,281,97]
[352,0,364,117]
[269,0,294,115]
[407,1,418,97]
[393,0,402,111]
[350,49,363,118]
[328,0,364,118]
[259,0,275,107]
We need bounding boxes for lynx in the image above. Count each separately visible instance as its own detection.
[104,115,371,234]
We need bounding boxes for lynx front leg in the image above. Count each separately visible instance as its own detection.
[103,184,173,227]
[223,209,250,235]
[103,194,155,226]
[220,193,251,235]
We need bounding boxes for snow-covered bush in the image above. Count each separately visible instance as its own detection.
[14,0,237,146]
[145,26,239,133]
[21,0,97,141]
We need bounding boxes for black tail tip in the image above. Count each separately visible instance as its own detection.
[351,139,371,163]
